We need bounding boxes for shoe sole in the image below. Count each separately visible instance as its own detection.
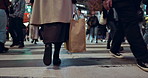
[109,51,124,59]
[137,64,148,72]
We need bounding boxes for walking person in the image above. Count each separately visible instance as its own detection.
[0,0,10,53]
[103,0,148,71]
[105,8,124,52]
[87,11,99,43]
[9,0,26,48]
[30,0,76,66]
[29,0,39,44]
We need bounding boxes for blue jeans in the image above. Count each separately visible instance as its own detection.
[0,9,7,43]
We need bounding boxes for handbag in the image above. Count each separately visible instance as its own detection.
[65,19,86,52]
[65,5,86,52]
[99,12,107,25]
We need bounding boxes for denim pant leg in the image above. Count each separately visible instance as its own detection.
[0,9,7,43]
[90,27,95,39]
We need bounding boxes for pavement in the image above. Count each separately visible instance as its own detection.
[0,40,147,78]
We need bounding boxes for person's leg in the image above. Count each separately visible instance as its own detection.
[125,21,148,61]
[53,42,63,66]
[107,33,112,49]
[114,0,148,71]
[91,27,95,42]
[15,17,24,48]
[110,22,124,53]
[9,17,19,47]
[0,10,7,53]
[109,21,124,58]
[43,43,52,66]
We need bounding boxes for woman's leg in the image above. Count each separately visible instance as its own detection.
[53,42,63,66]
[43,43,52,66]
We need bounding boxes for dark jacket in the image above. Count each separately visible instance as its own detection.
[87,15,99,27]
[0,0,10,10]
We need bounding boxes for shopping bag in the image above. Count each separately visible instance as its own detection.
[66,19,86,52]
[99,12,107,25]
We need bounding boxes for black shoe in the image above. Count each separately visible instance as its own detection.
[109,51,123,58]
[18,45,24,48]
[27,38,29,41]
[34,40,37,44]
[10,43,19,47]
[18,43,24,48]
[53,58,61,66]
[107,45,110,49]
[137,60,148,72]
[43,44,52,66]
[31,40,34,43]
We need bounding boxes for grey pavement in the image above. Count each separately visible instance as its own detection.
[0,40,147,78]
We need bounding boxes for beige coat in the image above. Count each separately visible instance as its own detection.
[30,0,73,25]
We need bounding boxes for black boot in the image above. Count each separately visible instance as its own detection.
[53,42,62,66]
[10,41,19,47]
[43,43,52,66]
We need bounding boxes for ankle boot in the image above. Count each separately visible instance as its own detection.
[43,43,52,66]
[53,58,61,66]
[53,51,61,66]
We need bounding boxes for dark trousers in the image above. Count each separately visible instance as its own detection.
[111,0,148,61]
[9,17,24,44]
[107,21,124,48]
[107,21,117,44]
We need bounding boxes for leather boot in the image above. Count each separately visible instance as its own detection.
[43,43,52,66]
[53,42,62,66]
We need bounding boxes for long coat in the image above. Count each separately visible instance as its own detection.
[30,0,73,25]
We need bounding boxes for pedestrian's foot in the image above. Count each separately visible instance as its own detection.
[106,46,110,49]
[10,43,19,47]
[109,51,123,58]
[53,58,61,66]
[18,44,24,48]
[137,60,148,72]
[43,46,52,66]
